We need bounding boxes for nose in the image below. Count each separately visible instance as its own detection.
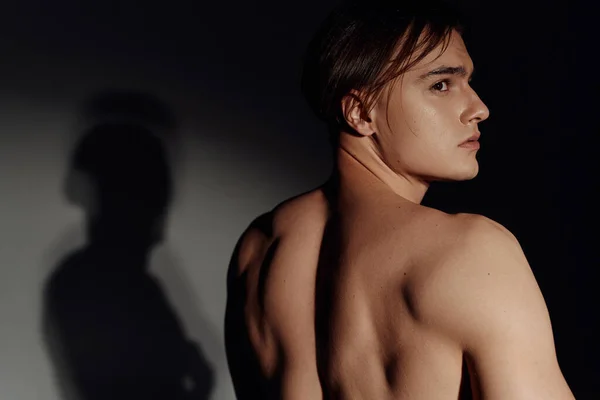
[473,97,490,123]
[461,90,490,126]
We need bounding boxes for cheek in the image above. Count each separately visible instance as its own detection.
[392,104,456,164]
[378,90,454,155]
[412,104,446,138]
[381,98,423,139]
[409,104,460,161]
[386,93,440,136]
[388,102,441,151]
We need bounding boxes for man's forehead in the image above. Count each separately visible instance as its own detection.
[408,35,473,76]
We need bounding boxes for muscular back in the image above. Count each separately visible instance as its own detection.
[225,187,472,399]
[225,188,572,399]
[312,191,474,399]
[225,190,328,399]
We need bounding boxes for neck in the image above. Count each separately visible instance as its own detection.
[86,216,158,253]
[334,133,430,204]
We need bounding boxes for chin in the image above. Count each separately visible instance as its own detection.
[434,163,479,182]
[457,162,479,180]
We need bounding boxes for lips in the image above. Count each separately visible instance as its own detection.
[460,132,481,145]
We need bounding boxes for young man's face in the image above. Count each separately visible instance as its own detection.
[369,29,489,183]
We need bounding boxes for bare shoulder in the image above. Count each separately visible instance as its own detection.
[454,212,521,244]
[406,212,574,398]
[271,188,329,234]
[229,188,328,278]
[411,211,523,262]
[444,212,530,281]
[430,211,521,244]
[410,212,535,321]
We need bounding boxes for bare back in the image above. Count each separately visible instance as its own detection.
[225,188,475,399]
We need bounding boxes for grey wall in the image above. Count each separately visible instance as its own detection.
[0,1,333,399]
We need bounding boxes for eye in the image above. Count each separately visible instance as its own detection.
[431,79,450,93]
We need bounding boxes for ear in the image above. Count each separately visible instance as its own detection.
[341,91,376,137]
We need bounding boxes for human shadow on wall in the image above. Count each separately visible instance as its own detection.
[42,92,214,400]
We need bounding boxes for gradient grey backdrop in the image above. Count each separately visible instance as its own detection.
[0,0,596,399]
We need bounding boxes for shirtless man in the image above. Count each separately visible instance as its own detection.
[225,1,575,398]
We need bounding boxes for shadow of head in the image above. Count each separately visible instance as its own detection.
[65,92,175,247]
[46,93,216,399]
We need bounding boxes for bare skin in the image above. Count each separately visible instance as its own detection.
[225,31,575,399]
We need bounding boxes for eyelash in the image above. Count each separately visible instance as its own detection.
[430,78,474,93]
[431,79,452,93]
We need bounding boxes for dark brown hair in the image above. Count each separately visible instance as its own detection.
[301,0,468,141]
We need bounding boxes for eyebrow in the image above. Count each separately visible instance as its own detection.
[417,65,475,81]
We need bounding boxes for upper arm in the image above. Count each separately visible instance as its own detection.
[420,216,574,399]
[226,210,323,399]
[262,216,324,399]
